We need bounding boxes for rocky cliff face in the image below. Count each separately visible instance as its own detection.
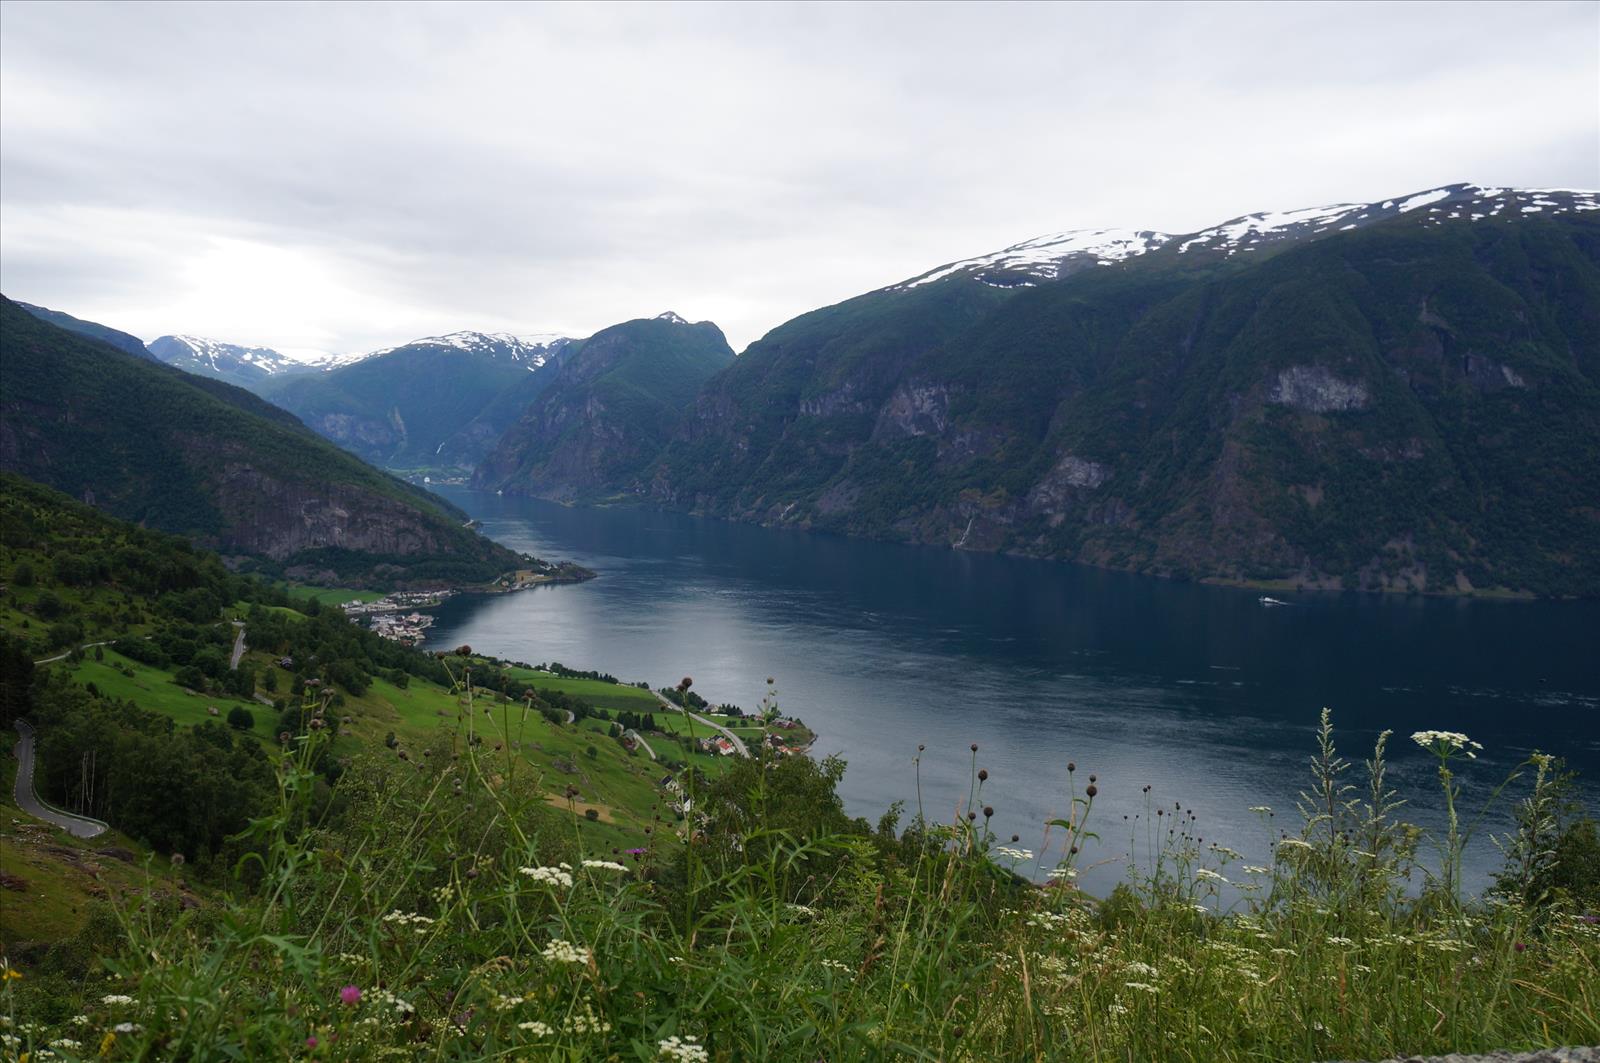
[475,314,735,499]
[623,205,1600,596]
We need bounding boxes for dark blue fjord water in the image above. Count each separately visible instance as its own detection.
[425,488,1599,897]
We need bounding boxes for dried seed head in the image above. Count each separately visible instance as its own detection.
[1085,784,1097,798]
[978,769,988,782]
[970,743,979,752]
[1067,762,1076,773]
[1010,834,1020,843]
[983,806,994,819]
[1088,774,1097,783]
[455,645,472,657]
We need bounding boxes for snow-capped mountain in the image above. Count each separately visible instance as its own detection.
[889,184,1599,290]
[144,334,320,384]
[368,331,572,369]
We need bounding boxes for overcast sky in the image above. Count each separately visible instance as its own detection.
[2,1,1596,355]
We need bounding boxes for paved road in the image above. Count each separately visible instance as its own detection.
[229,622,246,670]
[33,640,116,665]
[11,721,107,839]
[624,728,659,761]
[652,692,750,757]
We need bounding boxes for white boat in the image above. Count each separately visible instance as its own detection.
[1259,596,1289,607]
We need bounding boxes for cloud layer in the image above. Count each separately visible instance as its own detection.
[2,0,1596,353]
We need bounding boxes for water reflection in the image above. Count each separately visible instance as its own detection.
[425,488,1599,895]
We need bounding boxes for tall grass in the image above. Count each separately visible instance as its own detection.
[4,687,1598,1061]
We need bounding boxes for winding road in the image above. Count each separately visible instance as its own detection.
[11,720,107,838]
[229,621,247,670]
[651,692,750,757]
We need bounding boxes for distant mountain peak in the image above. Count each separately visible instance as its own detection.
[656,311,690,325]
[369,330,571,367]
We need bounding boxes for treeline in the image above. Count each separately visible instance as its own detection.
[26,672,275,865]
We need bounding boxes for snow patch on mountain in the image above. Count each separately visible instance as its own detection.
[368,331,572,367]
[886,184,1598,291]
[895,229,1172,290]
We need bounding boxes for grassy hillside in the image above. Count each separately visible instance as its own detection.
[0,298,530,587]
[2,458,1599,1061]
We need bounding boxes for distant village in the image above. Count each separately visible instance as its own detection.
[342,590,456,644]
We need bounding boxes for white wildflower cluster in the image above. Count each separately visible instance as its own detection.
[0,1035,17,1050]
[541,939,592,966]
[1411,730,1483,758]
[101,994,135,1006]
[518,1020,554,1036]
[1123,981,1159,994]
[994,846,1034,862]
[112,1022,142,1034]
[658,1035,710,1062]
[50,1039,83,1051]
[68,1016,89,1027]
[1195,868,1228,884]
[564,1003,611,1034]
[371,988,415,1015]
[820,959,854,976]
[491,993,528,1012]
[581,859,628,872]
[1046,866,1078,880]
[1326,935,1356,947]
[520,865,575,888]
[785,903,817,917]
[1122,961,1158,979]
[1278,838,1314,852]
[1248,806,1273,815]
[382,910,436,935]
[338,952,367,966]
[1242,865,1272,876]
[431,884,455,904]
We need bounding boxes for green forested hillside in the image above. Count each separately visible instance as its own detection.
[580,203,1600,596]
[15,300,154,360]
[258,334,571,471]
[0,297,527,586]
[474,314,735,499]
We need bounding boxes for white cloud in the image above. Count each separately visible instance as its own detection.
[1,0,1596,353]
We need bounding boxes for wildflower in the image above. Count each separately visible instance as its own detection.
[563,1003,611,1034]
[1326,936,1355,947]
[340,985,362,1006]
[1123,961,1158,978]
[1242,865,1271,876]
[519,866,575,889]
[1410,730,1483,758]
[1278,838,1313,851]
[1248,806,1272,814]
[101,994,134,1006]
[112,1022,142,1034]
[69,1017,89,1027]
[1124,981,1159,994]
[306,1035,319,1049]
[518,1021,554,1036]
[995,846,1033,862]
[370,989,415,1015]
[785,903,817,917]
[659,1035,710,1062]
[581,859,628,872]
[49,1039,82,1052]
[1195,868,1228,884]
[541,939,592,965]
[1046,867,1077,880]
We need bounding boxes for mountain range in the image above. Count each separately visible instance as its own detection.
[10,182,1598,596]
[474,184,1600,597]
[0,296,536,587]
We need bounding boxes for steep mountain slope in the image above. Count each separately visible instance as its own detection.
[0,297,530,586]
[569,186,1600,595]
[16,301,155,360]
[257,332,573,470]
[474,313,735,500]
